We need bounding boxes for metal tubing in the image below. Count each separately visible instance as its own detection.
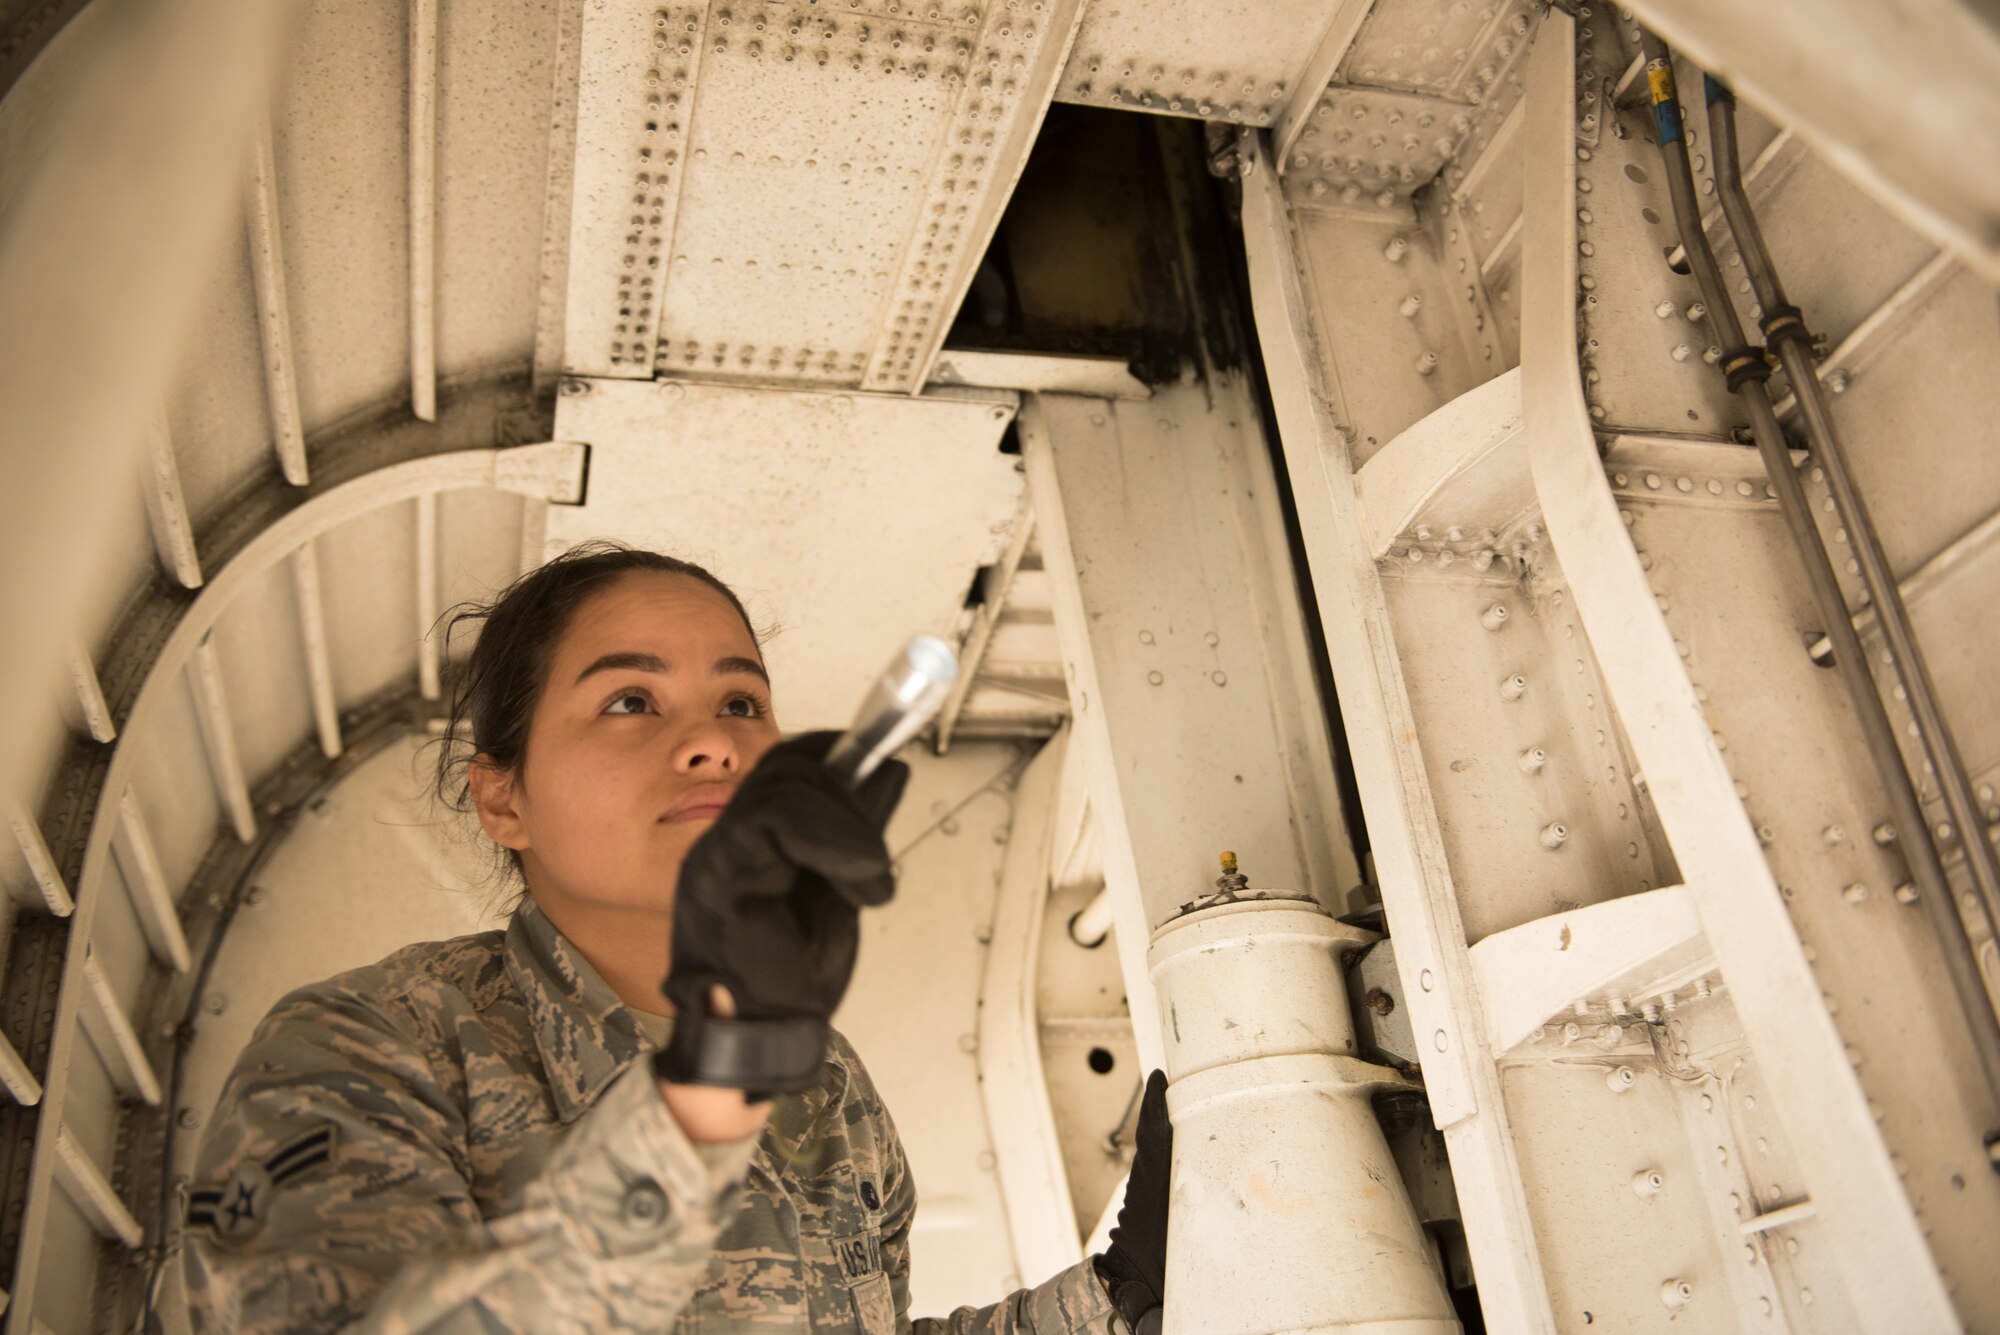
[247,117,309,487]
[409,0,438,423]
[291,540,345,758]
[6,804,74,918]
[1640,33,2000,1102]
[64,640,116,744]
[416,492,441,701]
[1708,81,2000,943]
[141,409,204,589]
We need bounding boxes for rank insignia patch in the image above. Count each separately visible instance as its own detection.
[186,1123,336,1242]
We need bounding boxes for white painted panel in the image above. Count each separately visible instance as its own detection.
[838,742,1027,1313]
[206,559,318,786]
[124,675,226,894]
[271,0,410,433]
[31,1189,101,1335]
[435,0,559,379]
[1816,270,2000,582]
[1292,205,1487,464]
[547,377,1021,731]
[437,486,533,616]
[165,229,282,526]
[1055,0,1340,124]
[316,500,423,707]
[69,487,157,694]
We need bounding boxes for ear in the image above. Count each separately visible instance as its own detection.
[467,755,530,852]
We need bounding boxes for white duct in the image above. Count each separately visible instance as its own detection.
[1148,894,1458,1335]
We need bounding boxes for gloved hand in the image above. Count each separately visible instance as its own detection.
[655,731,908,1097]
[1094,1069,1172,1332]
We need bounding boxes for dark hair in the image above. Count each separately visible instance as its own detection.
[432,542,761,884]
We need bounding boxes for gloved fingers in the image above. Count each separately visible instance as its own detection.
[759,792,895,888]
[1136,1069,1172,1159]
[660,967,725,1020]
[743,732,908,831]
[1111,1277,1164,1328]
[850,756,911,830]
[684,776,888,895]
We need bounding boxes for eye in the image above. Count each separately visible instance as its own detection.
[604,691,654,716]
[720,693,766,719]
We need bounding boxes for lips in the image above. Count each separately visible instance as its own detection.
[661,784,736,823]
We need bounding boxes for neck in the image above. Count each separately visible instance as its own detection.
[529,889,676,1017]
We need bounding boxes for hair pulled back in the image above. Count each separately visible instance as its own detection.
[432,542,759,856]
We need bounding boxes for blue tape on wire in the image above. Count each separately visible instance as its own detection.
[1654,103,1681,145]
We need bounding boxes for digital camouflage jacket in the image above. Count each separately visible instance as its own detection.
[184,899,1119,1334]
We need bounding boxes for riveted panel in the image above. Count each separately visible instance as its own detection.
[1281,0,1542,211]
[564,0,1083,392]
[1380,553,1669,943]
[1291,206,1485,462]
[1053,0,1338,124]
[1614,444,2000,1332]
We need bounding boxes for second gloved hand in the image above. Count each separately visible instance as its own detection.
[1094,1069,1172,1333]
[655,731,908,1095]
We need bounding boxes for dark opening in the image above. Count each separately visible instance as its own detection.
[1087,1046,1115,1075]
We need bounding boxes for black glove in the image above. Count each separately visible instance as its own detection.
[1094,1069,1172,1330]
[654,731,908,1098]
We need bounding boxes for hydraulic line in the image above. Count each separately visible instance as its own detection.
[1704,74,2000,953]
[1638,32,2000,1111]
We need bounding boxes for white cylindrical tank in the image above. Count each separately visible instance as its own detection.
[1148,894,1459,1335]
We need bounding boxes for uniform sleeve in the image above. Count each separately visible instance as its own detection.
[869,1079,1121,1335]
[183,985,758,1335]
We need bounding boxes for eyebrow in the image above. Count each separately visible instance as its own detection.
[573,652,770,687]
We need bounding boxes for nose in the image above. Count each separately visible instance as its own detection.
[669,721,741,775]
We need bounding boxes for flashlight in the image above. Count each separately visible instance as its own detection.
[824,635,959,786]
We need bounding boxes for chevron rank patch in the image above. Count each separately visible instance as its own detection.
[186,1123,337,1243]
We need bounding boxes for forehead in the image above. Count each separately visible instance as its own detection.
[552,571,757,666]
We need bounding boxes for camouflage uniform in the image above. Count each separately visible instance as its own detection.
[185,899,1120,1334]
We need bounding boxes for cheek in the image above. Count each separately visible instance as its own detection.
[525,736,660,839]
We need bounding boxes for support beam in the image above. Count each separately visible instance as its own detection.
[408,0,438,422]
[62,642,115,745]
[415,491,441,701]
[187,638,257,842]
[247,116,308,487]
[1021,384,1356,1072]
[7,804,74,918]
[1272,0,1374,170]
[79,951,161,1107]
[290,540,343,758]
[52,1128,142,1249]
[935,504,1033,754]
[1516,14,1955,1330]
[974,729,1084,1280]
[530,0,585,396]
[1238,128,1556,1333]
[517,498,551,577]
[109,791,191,974]
[139,409,202,589]
[0,1031,40,1108]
